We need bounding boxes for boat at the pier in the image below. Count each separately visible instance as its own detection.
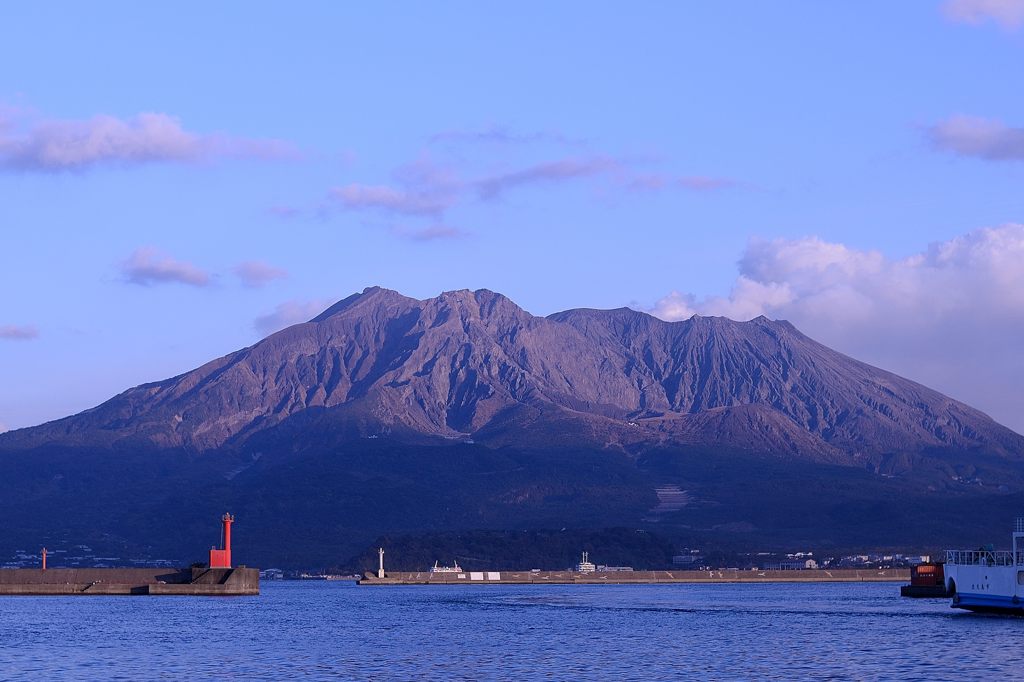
[944,518,1024,614]
[429,560,462,573]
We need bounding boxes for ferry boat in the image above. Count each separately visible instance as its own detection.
[944,518,1024,614]
[429,560,462,573]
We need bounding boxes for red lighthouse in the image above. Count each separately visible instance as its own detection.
[208,513,234,569]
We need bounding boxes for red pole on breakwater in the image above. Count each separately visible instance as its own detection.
[41,547,47,571]
[209,513,235,568]
[222,513,233,568]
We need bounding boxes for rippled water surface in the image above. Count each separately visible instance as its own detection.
[1,581,1021,679]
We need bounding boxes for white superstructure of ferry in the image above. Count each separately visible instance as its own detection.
[944,518,1024,614]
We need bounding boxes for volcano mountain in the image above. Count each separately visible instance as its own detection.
[2,287,1022,568]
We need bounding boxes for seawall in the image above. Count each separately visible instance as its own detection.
[360,568,909,585]
[0,567,259,595]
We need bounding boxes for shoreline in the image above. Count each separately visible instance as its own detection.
[359,568,910,585]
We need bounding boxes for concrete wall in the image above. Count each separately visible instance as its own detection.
[361,568,910,585]
[0,568,190,585]
[0,567,259,595]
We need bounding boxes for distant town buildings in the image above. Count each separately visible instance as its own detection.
[672,549,705,568]
[1,545,176,569]
[668,548,933,572]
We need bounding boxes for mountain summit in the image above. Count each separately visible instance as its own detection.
[6,286,1020,464]
[2,287,1022,565]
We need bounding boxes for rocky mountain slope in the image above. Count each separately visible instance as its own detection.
[2,286,1022,566]
[4,286,1020,465]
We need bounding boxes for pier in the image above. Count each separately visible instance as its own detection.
[0,512,259,596]
[359,568,909,585]
[0,567,259,596]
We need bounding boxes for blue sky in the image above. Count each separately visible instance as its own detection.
[2,1,1024,432]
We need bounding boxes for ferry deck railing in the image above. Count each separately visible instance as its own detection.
[945,550,1024,566]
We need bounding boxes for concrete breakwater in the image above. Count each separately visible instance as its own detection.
[360,568,909,585]
[0,567,259,595]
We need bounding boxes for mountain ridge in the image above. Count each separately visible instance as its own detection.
[3,286,1024,566]
[3,285,1021,466]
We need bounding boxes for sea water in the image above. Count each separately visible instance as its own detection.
[0,581,1020,679]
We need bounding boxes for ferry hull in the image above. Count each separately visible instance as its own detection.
[952,592,1024,615]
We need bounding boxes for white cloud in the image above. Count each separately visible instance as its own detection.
[332,156,624,211]
[316,144,738,240]
[625,174,739,192]
[929,116,1024,160]
[267,205,303,219]
[234,261,288,288]
[254,299,333,336]
[121,248,213,287]
[407,225,470,241]
[428,125,581,146]
[0,324,39,340]
[0,109,296,172]
[943,0,1024,29]
[326,159,464,240]
[651,225,1024,433]
[475,156,621,199]
[330,183,453,216]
